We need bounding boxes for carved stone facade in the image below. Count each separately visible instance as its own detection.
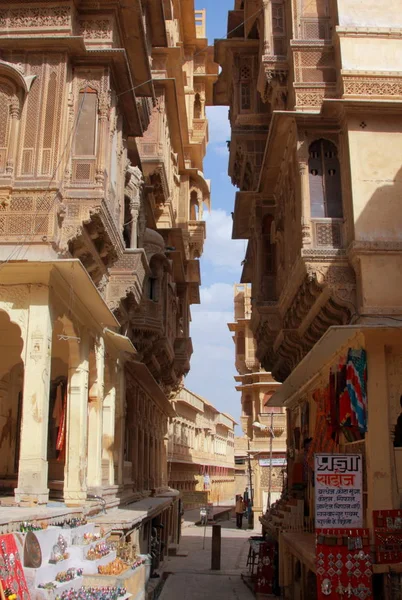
[168,388,236,506]
[228,284,287,519]
[218,2,402,596]
[0,0,217,566]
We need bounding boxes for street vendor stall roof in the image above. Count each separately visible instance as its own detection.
[268,324,402,408]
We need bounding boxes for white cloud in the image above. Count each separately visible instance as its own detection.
[200,283,235,311]
[211,143,229,157]
[206,106,230,145]
[202,209,245,273]
[186,297,240,423]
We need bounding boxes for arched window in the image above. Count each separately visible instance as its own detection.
[262,214,275,275]
[0,83,13,175]
[190,190,199,220]
[236,331,245,355]
[194,93,202,119]
[308,139,342,218]
[123,195,131,248]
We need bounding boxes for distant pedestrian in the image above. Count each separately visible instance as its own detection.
[235,495,246,529]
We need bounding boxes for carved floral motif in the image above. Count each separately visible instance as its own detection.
[0,7,71,29]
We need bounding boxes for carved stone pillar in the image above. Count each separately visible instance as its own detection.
[87,337,105,491]
[64,330,90,506]
[6,98,20,176]
[125,165,144,249]
[297,138,312,248]
[95,94,109,184]
[115,361,125,487]
[263,0,273,55]
[103,361,116,487]
[15,286,53,505]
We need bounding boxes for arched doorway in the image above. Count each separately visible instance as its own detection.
[0,310,24,492]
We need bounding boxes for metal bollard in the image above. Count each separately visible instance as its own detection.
[211,524,221,570]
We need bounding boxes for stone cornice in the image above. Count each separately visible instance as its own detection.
[336,26,402,39]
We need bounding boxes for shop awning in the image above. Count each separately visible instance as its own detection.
[269,324,402,408]
[103,328,137,356]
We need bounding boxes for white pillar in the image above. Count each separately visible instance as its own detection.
[103,361,116,487]
[115,361,125,487]
[87,337,105,490]
[15,286,52,505]
[64,331,89,506]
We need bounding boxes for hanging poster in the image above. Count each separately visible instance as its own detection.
[315,454,363,529]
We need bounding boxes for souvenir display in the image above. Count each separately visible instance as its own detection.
[0,534,31,599]
[98,558,129,576]
[316,529,373,599]
[54,586,126,600]
[23,531,42,568]
[73,533,101,546]
[86,542,111,561]
[49,543,70,564]
[56,518,87,529]
[20,521,47,533]
[373,510,402,564]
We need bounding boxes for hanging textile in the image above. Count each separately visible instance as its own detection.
[346,348,368,434]
[307,387,337,469]
[56,383,67,462]
[52,383,63,426]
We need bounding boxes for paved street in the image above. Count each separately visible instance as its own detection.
[160,512,257,599]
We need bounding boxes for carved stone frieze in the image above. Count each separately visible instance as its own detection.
[343,75,402,97]
[78,18,113,40]
[0,6,71,30]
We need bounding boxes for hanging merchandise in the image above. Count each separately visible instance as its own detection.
[346,349,368,435]
[56,383,68,462]
[373,510,402,564]
[255,541,276,595]
[0,533,31,599]
[316,528,373,600]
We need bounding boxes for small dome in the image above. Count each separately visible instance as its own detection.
[144,227,165,258]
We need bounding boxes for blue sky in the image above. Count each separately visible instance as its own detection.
[185,0,245,428]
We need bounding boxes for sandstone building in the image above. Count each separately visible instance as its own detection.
[168,387,236,508]
[0,0,217,566]
[217,0,402,597]
[228,284,286,520]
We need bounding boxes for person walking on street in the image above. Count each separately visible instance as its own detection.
[235,495,245,529]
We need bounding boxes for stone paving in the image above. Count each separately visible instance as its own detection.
[160,512,258,599]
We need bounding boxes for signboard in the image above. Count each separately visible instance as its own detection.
[181,491,208,510]
[314,454,363,528]
[203,474,210,489]
[259,458,287,467]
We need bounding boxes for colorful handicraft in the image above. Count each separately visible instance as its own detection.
[0,534,31,599]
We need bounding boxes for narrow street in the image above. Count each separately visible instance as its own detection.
[160,510,257,600]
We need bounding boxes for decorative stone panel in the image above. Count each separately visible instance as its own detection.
[0,6,72,35]
[0,192,56,242]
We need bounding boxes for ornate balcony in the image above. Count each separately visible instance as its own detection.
[174,337,193,378]
[188,220,206,258]
[107,249,150,312]
[258,413,287,436]
[215,413,233,429]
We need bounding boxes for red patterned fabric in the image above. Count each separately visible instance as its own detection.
[0,533,30,599]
